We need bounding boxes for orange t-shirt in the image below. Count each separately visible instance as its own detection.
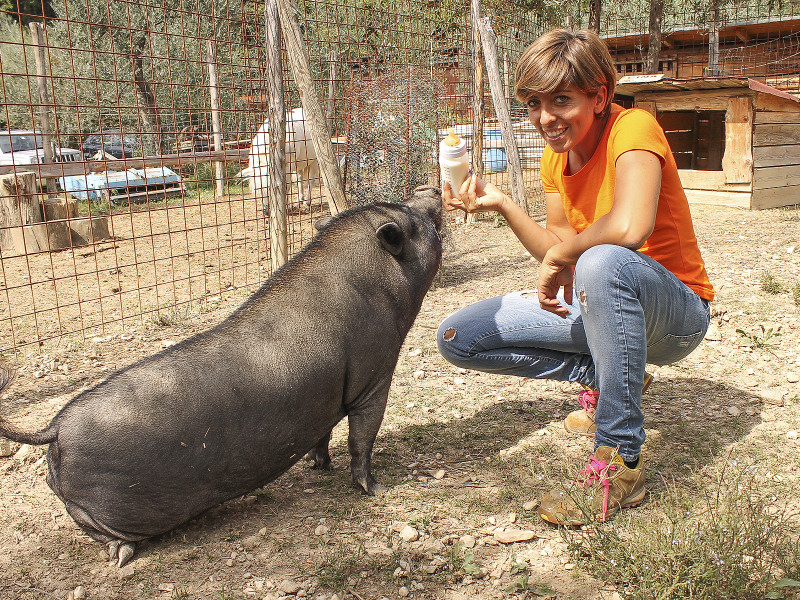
[540,104,714,301]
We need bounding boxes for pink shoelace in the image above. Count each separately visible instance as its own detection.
[579,453,617,521]
[577,389,599,413]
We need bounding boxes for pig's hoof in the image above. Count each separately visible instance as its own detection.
[107,540,136,567]
[360,479,387,496]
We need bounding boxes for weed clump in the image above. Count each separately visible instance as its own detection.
[761,272,784,295]
[565,457,800,600]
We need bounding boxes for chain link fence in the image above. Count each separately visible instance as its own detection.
[0,0,797,353]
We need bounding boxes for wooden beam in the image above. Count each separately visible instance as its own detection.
[753,144,800,168]
[752,183,800,209]
[754,111,800,125]
[733,28,750,43]
[754,123,800,147]
[722,96,753,184]
[684,188,750,209]
[753,164,800,190]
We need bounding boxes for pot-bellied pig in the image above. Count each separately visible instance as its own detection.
[0,185,443,567]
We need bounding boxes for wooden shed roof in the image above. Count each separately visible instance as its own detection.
[602,15,800,50]
[615,75,800,105]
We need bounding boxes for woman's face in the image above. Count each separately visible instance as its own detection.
[525,85,607,157]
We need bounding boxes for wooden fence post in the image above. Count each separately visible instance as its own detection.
[275,0,348,215]
[476,17,529,214]
[206,41,225,198]
[469,0,485,226]
[265,0,288,270]
[28,22,56,196]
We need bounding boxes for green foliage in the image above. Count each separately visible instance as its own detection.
[0,0,55,22]
[446,541,482,576]
[566,458,800,600]
[793,282,800,306]
[761,271,784,294]
[736,324,782,350]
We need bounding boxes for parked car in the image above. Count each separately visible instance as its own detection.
[81,131,142,160]
[0,129,82,166]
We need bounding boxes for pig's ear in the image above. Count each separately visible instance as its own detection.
[314,216,334,231]
[376,222,405,256]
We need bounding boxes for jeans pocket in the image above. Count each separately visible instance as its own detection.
[647,330,706,365]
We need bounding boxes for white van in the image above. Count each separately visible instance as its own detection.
[0,130,82,166]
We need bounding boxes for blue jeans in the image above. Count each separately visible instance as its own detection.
[437,244,710,461]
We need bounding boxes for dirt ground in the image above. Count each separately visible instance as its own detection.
[0,199,798,600]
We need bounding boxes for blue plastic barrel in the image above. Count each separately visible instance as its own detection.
[485,148,507,173]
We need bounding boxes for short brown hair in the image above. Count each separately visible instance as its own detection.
[514,29,617,118]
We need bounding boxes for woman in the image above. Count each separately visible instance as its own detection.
[437,28,713,525]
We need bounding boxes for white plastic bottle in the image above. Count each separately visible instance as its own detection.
[438,129,469,193]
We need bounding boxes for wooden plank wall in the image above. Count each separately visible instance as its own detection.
[752,110,800,209]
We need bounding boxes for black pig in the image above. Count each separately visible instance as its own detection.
[0,185,443,567]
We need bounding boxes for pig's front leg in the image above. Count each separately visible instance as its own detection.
[347,389,389,496]
[306,431,332,470]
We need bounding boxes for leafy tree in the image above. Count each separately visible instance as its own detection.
[0,0,55,23]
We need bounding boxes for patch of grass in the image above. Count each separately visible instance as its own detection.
[793,282,800,306]
[761,271,785,295]
[149,307,189,327]
[565,456,800,600]
[317,539,367,592]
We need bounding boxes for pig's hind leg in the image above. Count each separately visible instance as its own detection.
[65,501,138,567]
[306,431,332,470]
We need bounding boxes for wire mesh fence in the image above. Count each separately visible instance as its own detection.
[0,0,798,353]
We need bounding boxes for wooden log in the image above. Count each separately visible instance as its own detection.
[70,216,110,246]
[265,0,288,270]
[475,17,528,214]
[207,41,226,198]
[722,96,753,184]
[275,0,348,215]
[42,197,78,250]
[0,172,47,254]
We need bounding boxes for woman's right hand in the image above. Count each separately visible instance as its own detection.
[442,175,509,214]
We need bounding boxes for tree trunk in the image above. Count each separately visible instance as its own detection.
[707,0,721,76]
[589,0,601,33]
[647,0,664,74]
[131,33,162,156]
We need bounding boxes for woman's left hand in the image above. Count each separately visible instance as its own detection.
[537,245,574,318]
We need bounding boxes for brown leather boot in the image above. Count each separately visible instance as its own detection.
[538,446,646,526]
[563,372,653,437]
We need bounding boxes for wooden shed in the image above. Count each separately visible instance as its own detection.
[615,75,800,209]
